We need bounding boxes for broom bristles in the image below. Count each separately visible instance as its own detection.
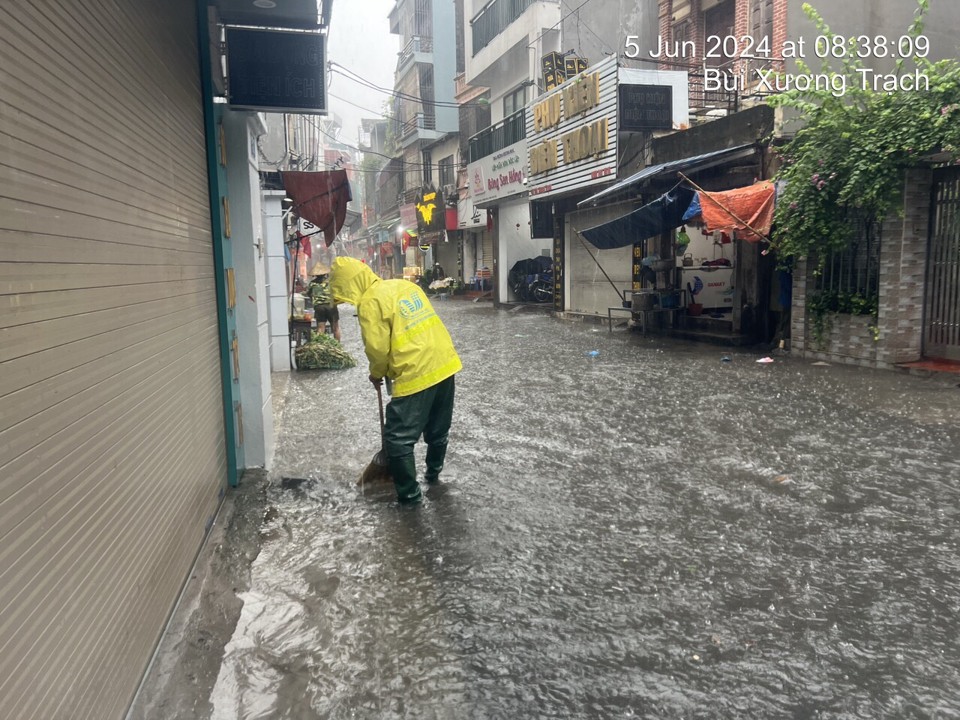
[357,450,393,486]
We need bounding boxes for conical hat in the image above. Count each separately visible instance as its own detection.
[309,262,331,276]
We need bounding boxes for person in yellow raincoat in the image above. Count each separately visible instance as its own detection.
[329,257,462,505]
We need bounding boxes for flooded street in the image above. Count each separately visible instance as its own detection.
[154,302,960,719]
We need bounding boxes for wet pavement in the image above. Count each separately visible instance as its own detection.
[130,301,960,719]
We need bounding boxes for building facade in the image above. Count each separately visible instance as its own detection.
[0,1,332,715]
[650,0,960,362]
[460,0,563,303]
[389,0,459,278]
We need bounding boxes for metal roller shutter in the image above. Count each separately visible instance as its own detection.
[481,231,494,270]
[0,1,227,717]
[566,204,636,315]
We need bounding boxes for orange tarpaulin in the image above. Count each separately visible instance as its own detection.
[280,170,352,247]
[698,181,775,243]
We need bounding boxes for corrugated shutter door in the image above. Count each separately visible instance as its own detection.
[482,231,494,269]
[0,2,227,718]
[567,205,635,315]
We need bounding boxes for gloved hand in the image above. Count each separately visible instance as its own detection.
[369,375,383,387]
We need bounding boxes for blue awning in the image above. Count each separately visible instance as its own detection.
[579,186,696,250]
[578,144,757,208]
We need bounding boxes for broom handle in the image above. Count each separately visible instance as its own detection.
[376,382,386,451]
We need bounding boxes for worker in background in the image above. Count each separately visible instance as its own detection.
[308,267,341,342]
[329,257,462,505]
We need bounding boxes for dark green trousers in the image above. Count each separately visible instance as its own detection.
[384,375,456,503]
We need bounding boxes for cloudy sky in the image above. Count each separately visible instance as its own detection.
[326,0,398,144]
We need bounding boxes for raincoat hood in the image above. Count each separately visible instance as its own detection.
[329,257,379,305]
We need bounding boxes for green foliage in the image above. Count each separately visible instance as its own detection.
[295,333,357,370]
[768,0,960,266]
[360,154,382,175]
[382,101,400,156]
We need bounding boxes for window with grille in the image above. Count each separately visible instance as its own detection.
[704,1,735,67]
[414,0,432,37]
[439,155,455,187]
[813,211,882,315]
[422,150,432,185]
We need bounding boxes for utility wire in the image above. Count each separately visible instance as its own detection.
[526,0,597,49]
[303,115,462,173]
[561,0,615,57]
[329,62,487,109]
[328,92,390,120]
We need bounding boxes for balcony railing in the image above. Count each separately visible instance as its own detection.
[471,0,534,55]
[468,110,525,163]
[400,112,437,139]
[686,72,739,119]
[397,35,433,70]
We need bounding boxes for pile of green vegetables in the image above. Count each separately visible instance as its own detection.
[295,333,357,370]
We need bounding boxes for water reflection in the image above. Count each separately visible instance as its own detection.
[212,303,960,719]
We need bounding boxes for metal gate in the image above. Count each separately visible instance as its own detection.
[924,167,960,360]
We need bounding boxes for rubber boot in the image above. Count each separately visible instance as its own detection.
[388,453,421,504]
[424,441,447,484]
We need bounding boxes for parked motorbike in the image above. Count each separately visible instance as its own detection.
[509,256,554,303]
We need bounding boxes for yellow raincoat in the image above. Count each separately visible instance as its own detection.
[329,257,462,397]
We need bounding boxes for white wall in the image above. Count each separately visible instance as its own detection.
[465,1,562,89]
[225,112,275,469]
[497,198,548,302]
[263,192,293,372]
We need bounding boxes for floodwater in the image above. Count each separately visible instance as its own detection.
[210,302,960,719]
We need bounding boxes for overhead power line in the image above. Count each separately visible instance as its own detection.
[328,62,488,109]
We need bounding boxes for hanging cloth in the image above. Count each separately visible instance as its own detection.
[281,170,353,247]
[697,181,775,243]
[682,193,702,222]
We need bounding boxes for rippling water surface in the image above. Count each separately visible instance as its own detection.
[210,302,960,719]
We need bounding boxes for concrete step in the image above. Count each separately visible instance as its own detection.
[667,328,755,346]
[678,314,734,333]
[895,358,960,378]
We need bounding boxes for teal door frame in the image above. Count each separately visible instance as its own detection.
[197,1,241,487]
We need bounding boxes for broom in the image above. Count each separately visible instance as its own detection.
[357,382,393,485]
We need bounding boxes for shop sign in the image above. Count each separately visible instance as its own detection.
[540,51,589,91]
[457,192,488,229]
[529,139,558,175]
[618,67,690,130]
[416,186,445,234]
[524,59,690,200]
[226,28,326,114]
[524,55,619,199]
[619,84,673,131]
[467,139,527,203]
[561,118,608,163]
